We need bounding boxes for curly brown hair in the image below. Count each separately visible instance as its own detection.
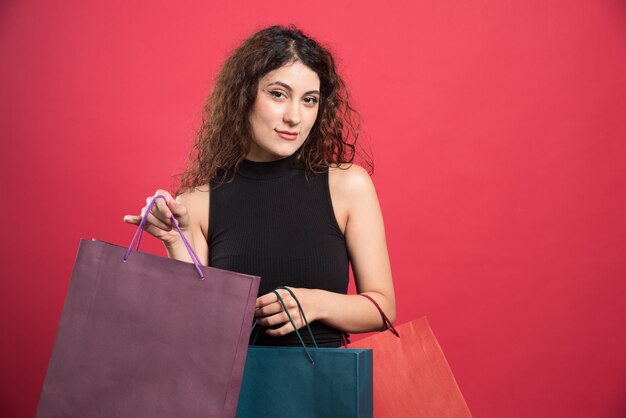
[176,25,372,195]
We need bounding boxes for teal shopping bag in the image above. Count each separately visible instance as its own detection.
[236,287,373,418]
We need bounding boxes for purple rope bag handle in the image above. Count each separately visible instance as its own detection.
[122,194,205,280]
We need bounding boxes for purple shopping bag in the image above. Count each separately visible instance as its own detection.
[36,196,260,418]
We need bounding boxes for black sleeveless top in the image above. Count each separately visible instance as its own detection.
[208,152,349,347]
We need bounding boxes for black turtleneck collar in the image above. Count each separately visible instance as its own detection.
[237,152,302,180]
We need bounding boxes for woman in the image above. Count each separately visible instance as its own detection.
[124,25,395,347]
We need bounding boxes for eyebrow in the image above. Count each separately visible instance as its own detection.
[266,81,320,96]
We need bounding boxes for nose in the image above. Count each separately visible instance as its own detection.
[283,101,301,126]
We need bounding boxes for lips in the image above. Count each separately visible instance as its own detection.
[275,130,298,141]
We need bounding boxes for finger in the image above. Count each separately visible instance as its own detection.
[256,288,293,309]
[265,319,300,337]
[254,301,285,318]
[256,292,279,308]
[256,311,290,327]
[168,198,187,217]
[140,211,172,231]
[144,200,172,226]
[153,189,173,201]
[146,196,173,220]
[152,190,174,214]
[155,198,173,220]
[274,293,297,311]
[123,215,141,225]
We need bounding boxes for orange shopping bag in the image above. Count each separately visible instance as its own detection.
[348,295,472,418]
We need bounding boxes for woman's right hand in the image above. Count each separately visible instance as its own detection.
[123,189,191,248]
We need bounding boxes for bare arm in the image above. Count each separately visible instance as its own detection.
[165,186,210,266]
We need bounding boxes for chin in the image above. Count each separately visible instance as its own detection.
[249,139,303,161]
[277,149,297,157]
[273,143,301,158]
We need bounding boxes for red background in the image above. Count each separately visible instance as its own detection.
[2,1,625,417]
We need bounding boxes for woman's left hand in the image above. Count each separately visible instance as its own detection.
[254,287,321,337]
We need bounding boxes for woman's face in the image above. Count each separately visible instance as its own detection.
[247,61,320,161]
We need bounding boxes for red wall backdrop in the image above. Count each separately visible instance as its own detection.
[1,1,625,417]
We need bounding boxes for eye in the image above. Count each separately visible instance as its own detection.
[270,90,286,99]
[303,96,319,106]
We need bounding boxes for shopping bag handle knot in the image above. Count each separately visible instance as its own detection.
[122,194,205,279]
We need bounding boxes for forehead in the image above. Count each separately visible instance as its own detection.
[259,61,320,90]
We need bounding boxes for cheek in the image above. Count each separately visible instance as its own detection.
[257,98,282,118]
[306,109,320,130]
[249,104,276,135]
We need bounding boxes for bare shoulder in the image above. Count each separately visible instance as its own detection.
[175,184,210,237]
[328,163,377,233]
[176,184,210,206]
[328,162,376,198]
